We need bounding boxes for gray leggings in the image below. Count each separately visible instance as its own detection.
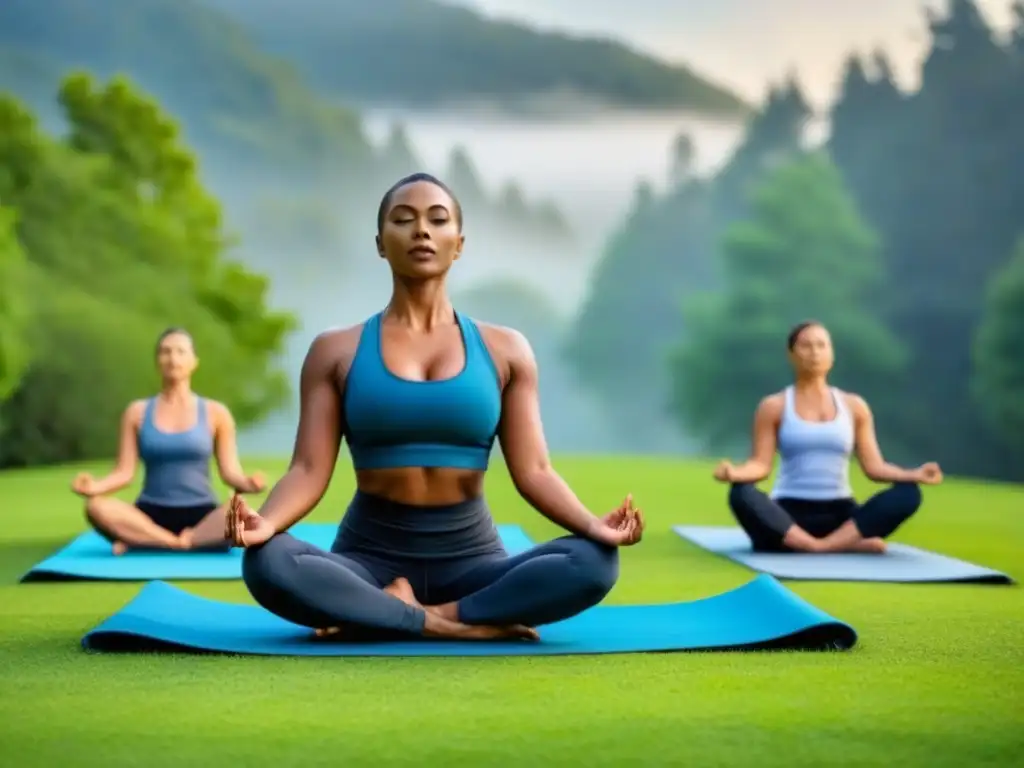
[241,494,620,635]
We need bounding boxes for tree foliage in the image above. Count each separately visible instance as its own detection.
[667,152,906,451]
[0,206,31,401]
[0,76,297,467]
[564,81,811,444]
[0,0,373,180]
[566,0,1024,479]
[972,237,1024,454]
[822,0,1024,475]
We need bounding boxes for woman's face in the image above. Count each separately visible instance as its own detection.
[156,332,197,382]
[377,181,463,280]
[788,323,834,376]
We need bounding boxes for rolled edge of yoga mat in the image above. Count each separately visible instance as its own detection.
[78,574,858,657]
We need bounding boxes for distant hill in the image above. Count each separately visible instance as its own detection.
[1,0,591,359]
[0,0,373,180]
[0,0,572,241]
[202,0,750,117]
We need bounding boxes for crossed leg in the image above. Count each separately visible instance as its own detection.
[727,483,922,553]
[85,496,229,553]
[242,534,534,640]
[241,532,619,641]
[422,535,621,628]
[242,533,436,638]
[178,507,232,551]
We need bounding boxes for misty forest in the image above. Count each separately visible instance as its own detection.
[1,0,1023,484]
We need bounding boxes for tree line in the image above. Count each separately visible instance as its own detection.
[3,0,1021,480]
[566,0,1024,481]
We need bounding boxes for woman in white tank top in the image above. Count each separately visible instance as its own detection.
[711,321,943,554]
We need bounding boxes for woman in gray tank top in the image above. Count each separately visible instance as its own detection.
[712,320,943,554]
[70,328,267,554]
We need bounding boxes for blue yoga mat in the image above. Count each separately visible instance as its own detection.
[81,574,857,656]
[673,525,1014,584]
[21,523,537,583]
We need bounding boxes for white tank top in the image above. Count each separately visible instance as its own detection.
[770,386,854,501]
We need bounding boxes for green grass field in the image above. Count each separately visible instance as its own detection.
[2,456,1022,766]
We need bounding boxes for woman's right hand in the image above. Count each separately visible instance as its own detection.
[71,472,97,497]
[913,462,944,485]
[712,460,735,483]
[225,493,276,548]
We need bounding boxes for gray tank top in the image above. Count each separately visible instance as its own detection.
[136,397,217,507]
[770,386,854,501]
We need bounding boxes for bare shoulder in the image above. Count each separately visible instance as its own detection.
[306,323,367,377]
[757,391,786,418]
[838,389,871,418]
[475,321,535,386]
[123,399,148,426]
[476,321,533,360]
[201,398,234,427]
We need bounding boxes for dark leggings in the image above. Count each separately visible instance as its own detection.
[728,482,923,552]
[241,532,620,635]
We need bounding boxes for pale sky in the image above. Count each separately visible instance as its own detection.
[453,0,1016,108]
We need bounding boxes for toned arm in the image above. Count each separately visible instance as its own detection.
[255,331,347,532]
[209,401,253,492]
[728,395,783,484]
[88,401,144,495]
[491,327,604,539]
[848,394,920,483]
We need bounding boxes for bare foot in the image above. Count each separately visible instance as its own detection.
[457,623,540,642]
[818,536,888,554]
[111,541,128,556]
[423,602,458,622]
[420,610,539,642]
[420,594,539,641]
[314,577,540,643]
[383,577,421,607]
[850,537,887,554]
[176,528,194,551]
[314,626,350,639]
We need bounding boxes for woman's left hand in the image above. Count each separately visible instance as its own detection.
[592,495,645,547]
[239,472,266,494]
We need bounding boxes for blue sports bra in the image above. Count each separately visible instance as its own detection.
[343,311,502,471]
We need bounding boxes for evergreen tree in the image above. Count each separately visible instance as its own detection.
[377,122,422,181]
[882,0,1017,473]
[446,145,486,207]
[0,206,31,401]
[667,151,905,451]
[823,0,1024,477]
[668,132,695,188]
[972,238,1024,464]
[565,77,814,421]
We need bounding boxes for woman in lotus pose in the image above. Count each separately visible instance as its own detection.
[72,327,266,554]
[227,173,644,642]
[714,320,942,554]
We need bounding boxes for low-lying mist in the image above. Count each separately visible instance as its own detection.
[211,108,745,456]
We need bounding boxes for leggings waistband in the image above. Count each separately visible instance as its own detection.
[332,491,505,560]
